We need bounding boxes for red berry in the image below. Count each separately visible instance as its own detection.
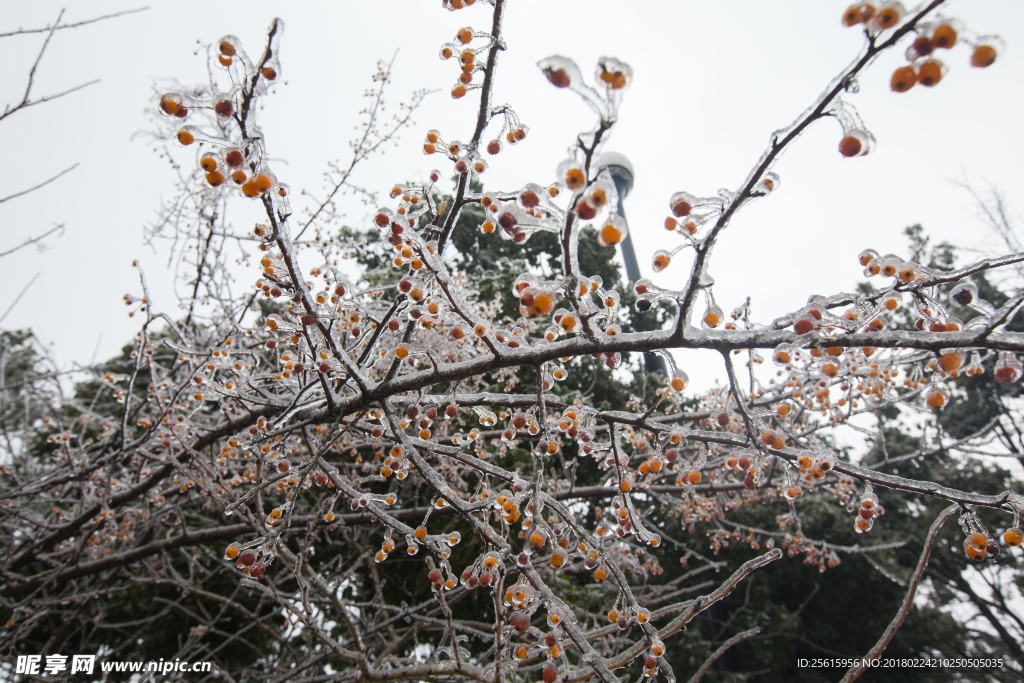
[671,198,692,217]
[545,68,571,88]
[214,99,234,117]
[839,135,862,157]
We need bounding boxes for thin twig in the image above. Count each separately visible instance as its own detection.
[839,504,958,683]
[685,627,761,683]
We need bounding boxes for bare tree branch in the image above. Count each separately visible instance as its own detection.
[839,504,958,683]
[0,7,149,38]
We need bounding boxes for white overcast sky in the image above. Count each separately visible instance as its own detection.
[2,1,1023,391]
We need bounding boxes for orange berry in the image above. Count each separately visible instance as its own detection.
[261,66,277,81]
[159,97,179,115]
[241,180,259,198]
[925,389,946,409]
[1004,528,1023,546]
[971,45,997,68]
[875,6,900,29]
[891,66,917,92]
[670,377,686,392]
[451,84,467,99]
[918,60,942,87]
[457,28,473,44]
[414,525,427,541]
[219,40,236,57]
[206,171,225,187]
[686,470,701,485]
[218,54,233,67]
[938,353,962,372]
[224,542,241,559]
[704,311,720,328]
[968,545,986,561]
[253,174,273,193]
[933,24,957,49]
[594,567,608,581]
[841,5,863,26]
[231,170,247,185]
[176,130,195,145]
[599,68,627,89]
[200,157,218,172]
[599,223,623,246]
[532,293,555,315]
[564,168,586,190]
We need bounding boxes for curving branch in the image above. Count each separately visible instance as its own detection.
[839,504,958,682]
